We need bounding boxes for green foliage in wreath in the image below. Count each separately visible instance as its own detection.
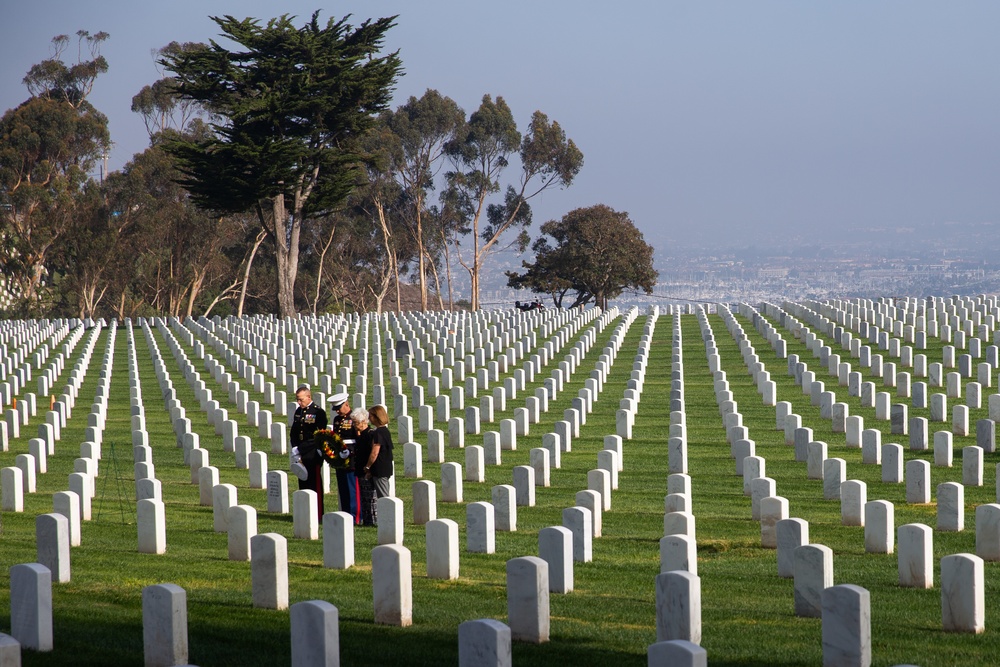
[314,429,351,469]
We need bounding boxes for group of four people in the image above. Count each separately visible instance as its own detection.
[289,387,394,525]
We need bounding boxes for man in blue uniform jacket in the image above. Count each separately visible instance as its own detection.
[290,386,327,521]
[328,392,360,524]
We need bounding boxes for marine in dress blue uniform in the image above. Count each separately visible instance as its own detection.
[290,387,327,522]
[329,392,361,524]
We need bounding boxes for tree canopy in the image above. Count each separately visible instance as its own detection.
[161,11,403,317]
[0,14,651,319]
[131,42,207,138]
[22,30,109,108]
[507,204,658,309]
[0,31,111,312]
[444,95,583,310]
[381,89,465,310]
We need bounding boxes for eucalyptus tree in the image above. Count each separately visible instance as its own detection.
[131,42,207,138]
[382,89,465,310]
[106,131,247,317]
[0,31,111,311]
[299,202,400,314]
[444,95,583,310]
[358,123,411,312]
[46,181,115,318]
[162,11,402,317]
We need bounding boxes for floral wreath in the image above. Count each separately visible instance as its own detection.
[314,429,351,469]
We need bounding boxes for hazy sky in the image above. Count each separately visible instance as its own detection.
[3,1,1000,250]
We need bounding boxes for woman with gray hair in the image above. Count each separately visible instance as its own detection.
[351,407,377,526]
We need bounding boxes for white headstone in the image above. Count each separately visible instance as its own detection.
[137,498,166,555]
[777,518,809,578]
[441,462,463,503]
[794,544,833,618]
[941,553,985,634]
[905,460,931,503]
[10,563,52,651]
[655,570,701,644]
[466,502,496,554]
[505,556,549,643]
[372,544,412,626]
[36,513,70,583]
[227,505,257,561]
[290,600,340,667]
[538,526,573,594]
[412,480,437,525]
[251,533,289,610]
[142,583,188,667]
[821,584,871,667]
[323,511,355,570]
[426,518,460,580]
[898,522,933,588]
[562,506,592,563]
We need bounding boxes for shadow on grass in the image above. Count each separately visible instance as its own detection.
[4,602,806,667]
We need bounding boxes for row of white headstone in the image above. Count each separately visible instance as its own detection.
[702,306,875,663]
[2,321,92,451]
[4,304,698,665]
[656,311,707,653]
[2,324,110,530]
[718,301,993,647]
[181,306,699,662]
[2,309,573,661]
[2,321,122,659]
[0,567,711,667]
[769,299,1000,488]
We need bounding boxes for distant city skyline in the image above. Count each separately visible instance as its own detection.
[3,1,999,252]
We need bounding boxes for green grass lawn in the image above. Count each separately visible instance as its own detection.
[0,305,998,666]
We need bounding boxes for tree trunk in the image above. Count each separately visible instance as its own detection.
[271,195,300,319]
[457,245,474,312]
[275,248,296,318]
[81,281,107,319]
[237,230,266,318]
[394,261,402,312]
[369,267,392,315]
[312,222,338,315]
[417,209,427,310]
[28,262,45,303]
[467,188,527,313]
[185,269,207,318]
[469,191,487,311]
[427,252,444,310]
[151,264,162,313]
[470,234,479,311]
[172,284,190,318]
[372,197,400,315]
[471,266,479,311]
[441,231,455,312]
[201,278,240,318]
[376,252,396,315]
[79,281,91,319]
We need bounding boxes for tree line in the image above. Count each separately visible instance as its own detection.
[0,14,656,320]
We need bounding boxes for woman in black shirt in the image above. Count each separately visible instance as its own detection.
[362,404,394,500]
